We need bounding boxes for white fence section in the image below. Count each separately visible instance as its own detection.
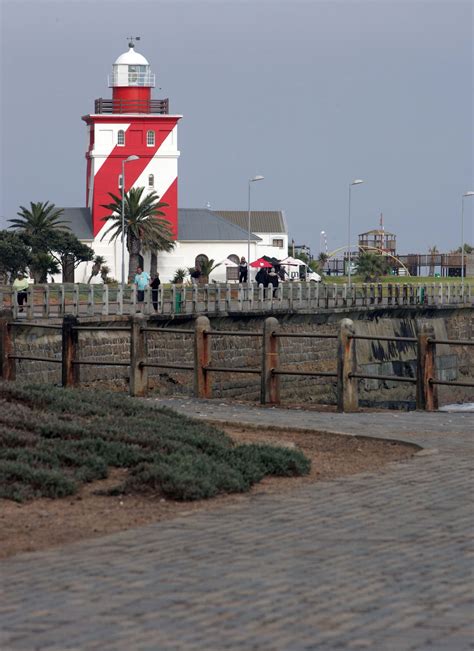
[1,282,473,320]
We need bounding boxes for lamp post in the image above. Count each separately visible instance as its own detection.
[347,179,364,288]
[121,155,140,286]
[461,191,474,295]
[320,230,327,256]
[248,175,264,265]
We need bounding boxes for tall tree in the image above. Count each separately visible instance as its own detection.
[8,201,69,282]
[100,187,174,280]
[49,231,95,282]
[0,230,32,283]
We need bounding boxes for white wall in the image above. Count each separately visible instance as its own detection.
[71,232,288,284]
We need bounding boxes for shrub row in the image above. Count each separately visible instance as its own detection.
[0,382,310,502]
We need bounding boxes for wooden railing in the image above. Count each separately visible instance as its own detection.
[1,282,473,321]
[1,315,472,412]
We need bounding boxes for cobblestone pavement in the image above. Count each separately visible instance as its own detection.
[1,401,473,651]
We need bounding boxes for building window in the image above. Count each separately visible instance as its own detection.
[272,239,284,248]
[148,174,154,188]
[147,130,155,147]
[118,174,123,190]
[228,254,240,265]
[117,130,125,146]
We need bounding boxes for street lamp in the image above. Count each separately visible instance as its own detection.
[461,191,474,295]
[320,230,327,256]
[248,175,264,265]
[121,155,140,286]
[347,179,364,288]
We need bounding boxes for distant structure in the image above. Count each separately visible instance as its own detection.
[358,214,397,256]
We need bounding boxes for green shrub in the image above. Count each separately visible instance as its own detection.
[124,452,248,500]
[0,382,311,503]
[0,460,77,500]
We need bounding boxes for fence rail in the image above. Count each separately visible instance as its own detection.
[0,314,472,412]
[1,281,473,321]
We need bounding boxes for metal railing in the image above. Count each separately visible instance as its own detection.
[94,97,168,114]
[2,281,473,321]
[1,315,472,412]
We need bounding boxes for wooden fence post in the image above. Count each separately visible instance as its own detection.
[102,284,109,316]
[194,315,211,398]
[26,286,34,320]
[0,317,15,381]
[62,315,79,387]
[416,324,438,411]
[130,314,148,397]
[337,318,358,412]
[261,317,280,405]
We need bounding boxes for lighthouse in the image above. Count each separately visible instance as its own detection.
[82,39,181,253]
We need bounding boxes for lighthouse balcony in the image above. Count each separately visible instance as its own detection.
[94,98,169,114]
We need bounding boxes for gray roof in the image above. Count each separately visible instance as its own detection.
[60,208,93,240]
[66,206,263,243]
[178,209,261,242]
[214,210,287,234]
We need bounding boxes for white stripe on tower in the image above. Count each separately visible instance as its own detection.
[93,123,131,175]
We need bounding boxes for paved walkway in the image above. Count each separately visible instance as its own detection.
[1,401,473,651]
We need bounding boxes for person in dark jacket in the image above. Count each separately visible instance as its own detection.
[238,257,248,283]
[268,267,279,297]
[150,273,161,311]
[255,267,269,287]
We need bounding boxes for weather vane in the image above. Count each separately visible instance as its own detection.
[127,36,141,48]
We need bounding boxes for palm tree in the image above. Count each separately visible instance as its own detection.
[100,187,174,279]
[428,245,438,277]
[8,201,69,282]
[87,255,106,283]
[355,251,390,282]
[9,201,68,241]
[188,259,221,284]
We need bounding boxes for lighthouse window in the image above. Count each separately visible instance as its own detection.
[118,174,123,190]
[117,130,125,146]
[148,174,154,188]
[128,65,146,86]
[147,130,155,147]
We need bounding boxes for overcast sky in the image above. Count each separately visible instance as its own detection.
[1,0,472,255]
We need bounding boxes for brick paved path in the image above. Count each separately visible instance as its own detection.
[1,401,473,651]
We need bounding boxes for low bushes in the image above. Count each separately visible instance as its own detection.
[0,382,310,502]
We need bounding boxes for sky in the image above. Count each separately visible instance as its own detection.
[0,0,472,256]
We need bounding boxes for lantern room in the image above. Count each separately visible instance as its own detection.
[104,40,156,114]
[108,42,155,88]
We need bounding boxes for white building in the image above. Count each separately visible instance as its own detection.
[66,207,288,283]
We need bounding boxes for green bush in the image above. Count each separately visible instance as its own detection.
[0,460,77,500]
[0,382,311,502]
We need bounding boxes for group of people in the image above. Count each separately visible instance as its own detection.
[237,257,280,295]
[133,267,161,311]
[255,266,280,296]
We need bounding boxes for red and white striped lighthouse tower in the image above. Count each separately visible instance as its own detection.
[82,39,181,243]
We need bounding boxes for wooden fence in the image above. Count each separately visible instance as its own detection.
[1,315,472,412]
[1,281,473,320]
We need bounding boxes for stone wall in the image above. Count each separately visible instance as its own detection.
[6,306,473,408]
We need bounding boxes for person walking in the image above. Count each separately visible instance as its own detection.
[238,257,248,283]
[268,267,279,297]
[150,273,161,312]
[12,273,29,312]
[133,266,150,311]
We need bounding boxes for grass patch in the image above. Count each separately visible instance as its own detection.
[0,382,310,502]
